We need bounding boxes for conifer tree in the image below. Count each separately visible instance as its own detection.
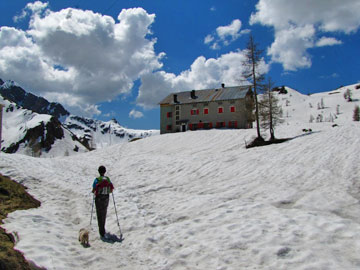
[258,78,284,140]
[242,34,265,141]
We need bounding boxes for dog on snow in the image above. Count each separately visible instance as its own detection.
[78,228,90,247]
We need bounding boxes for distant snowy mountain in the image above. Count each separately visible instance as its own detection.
[0,96,88,157]
[0,79,69,120]
[63,115,158,150]
[0,79,159,157]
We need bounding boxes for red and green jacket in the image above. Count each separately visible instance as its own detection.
[92,176,114,196]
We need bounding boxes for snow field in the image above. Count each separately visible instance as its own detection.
[1,121,360,269]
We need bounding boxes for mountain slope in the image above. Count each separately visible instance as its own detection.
[0,80,69,120]
[1,96,89,157]
[63,116,159,150]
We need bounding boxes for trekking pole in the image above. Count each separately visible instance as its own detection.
[112,192,123,240]
[90,194,95,227]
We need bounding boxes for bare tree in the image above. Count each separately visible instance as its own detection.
[258,78,284,140]
[242,34,265,141]
[344,89,352,102]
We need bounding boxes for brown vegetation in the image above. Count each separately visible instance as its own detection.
[0,174,44,270]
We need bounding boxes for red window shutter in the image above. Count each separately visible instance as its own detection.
[204,108,209,114]
[167,112,172,118]
[191,109,194,115]
[199,122,203,129]
[230,106,235,113]
[209,122,213,129]
[197,109,199,115]
[218,107,223,113]
[189,123,193,130]
[228,121,232,128]
[167,125,172,131]
[235,121,238,128]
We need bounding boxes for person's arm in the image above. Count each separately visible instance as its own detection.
[107,177,114,192]
[92,178,98,193]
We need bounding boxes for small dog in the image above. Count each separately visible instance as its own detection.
[78,228,90,247]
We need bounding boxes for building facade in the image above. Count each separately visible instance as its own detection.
[159,85,254,134]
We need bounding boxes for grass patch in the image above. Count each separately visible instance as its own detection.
[0,174,44,270]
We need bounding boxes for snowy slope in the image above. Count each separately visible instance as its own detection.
[1,96,88,157]
[276,83,360,127]
[0,83,360,269]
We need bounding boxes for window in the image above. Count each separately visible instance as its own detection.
[167,112,172,118]
[191,108,199,115]
[218,107,224,114]
[166,125,172,131]
[216,122,226,128]
[230,106,236,113]
[204,108,209,115]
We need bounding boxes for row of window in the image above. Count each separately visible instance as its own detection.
[167,106,236,118]
[166,121,238,131]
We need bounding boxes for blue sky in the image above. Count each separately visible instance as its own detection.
[0,0,359,130]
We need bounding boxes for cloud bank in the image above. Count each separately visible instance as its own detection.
[1,4,164,116]
[250,0,360,71]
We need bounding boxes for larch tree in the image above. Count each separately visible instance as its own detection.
[258,78,284,140]
[242,34,265,141]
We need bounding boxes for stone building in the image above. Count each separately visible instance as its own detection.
[159,84,254,134]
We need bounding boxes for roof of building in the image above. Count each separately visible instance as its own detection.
[159,85,252,105]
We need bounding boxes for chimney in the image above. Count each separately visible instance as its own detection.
[190,90,196,99]
[221,83,225,88]
[173,94,178,103]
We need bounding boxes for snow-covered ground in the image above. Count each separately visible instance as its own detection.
[1,84,360,269]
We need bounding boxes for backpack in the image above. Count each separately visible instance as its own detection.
[94,176,114,196]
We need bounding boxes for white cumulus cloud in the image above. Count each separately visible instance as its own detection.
[1,5,164,116]
[137,50,269,108]
[13,1,49,22]
[205,19,249,49]
[129,109,144,119]
[316,37,343,47]
[250,0,360,70]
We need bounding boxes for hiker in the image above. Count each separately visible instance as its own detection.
[92,165,114,238]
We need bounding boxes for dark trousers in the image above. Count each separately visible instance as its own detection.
[95,194,109,237]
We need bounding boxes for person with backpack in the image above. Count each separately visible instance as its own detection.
[92,165,114,238]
